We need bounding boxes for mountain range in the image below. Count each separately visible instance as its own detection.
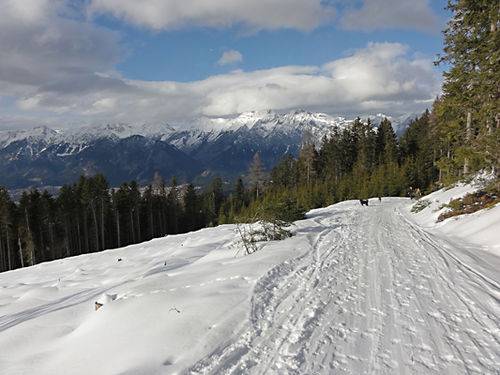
[0,110,414,192]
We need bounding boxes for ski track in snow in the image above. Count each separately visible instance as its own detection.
[189,200,500,375]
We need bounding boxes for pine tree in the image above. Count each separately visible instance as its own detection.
[182,183,200,232]
[437,0,500,175]
[166,177,180,234]
[232,178,247,215]
[248,152,266,200]
[0,187,15,271]
[299,129,317,185]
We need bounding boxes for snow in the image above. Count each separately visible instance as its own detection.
[410,175,500,255]
[1,181,499,374]
[0,110,351,154]
[0,126,58,148]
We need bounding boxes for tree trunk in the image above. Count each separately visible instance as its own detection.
[116,211,121,248]
[39,226,44,262]
[0,230,4,271]
[5,224,12,270]
[90,202,99,251]
[464,111,472,175]
[100,198,105,250]
[149,202,154,239]
[17,236,24,268]
[135,205,141,241]
[24,207,35,264]
[49,222,55,260]
[130,211,135,243]
[78,215,85,254]
[64,219,71,257]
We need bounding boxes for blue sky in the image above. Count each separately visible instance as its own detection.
[0,0,451,130]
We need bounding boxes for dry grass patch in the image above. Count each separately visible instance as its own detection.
[438,181,500,222]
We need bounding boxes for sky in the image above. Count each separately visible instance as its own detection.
[0,0,451,130]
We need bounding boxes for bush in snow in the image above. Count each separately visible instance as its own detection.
[437,180,500,222]
[235,197,305,255]
[411,199,431,213]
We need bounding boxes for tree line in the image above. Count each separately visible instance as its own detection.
[0,111,429,273]
[1,0,497,272]
[0,172,251,272]
[0,106,492,273]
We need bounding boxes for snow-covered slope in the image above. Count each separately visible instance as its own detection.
[163,110,351,153]
[0,122,176,151]
[1,182,499,374]
[0,125,58,149]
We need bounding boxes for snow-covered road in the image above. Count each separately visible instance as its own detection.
[191,198,500,374]
[1,195,499,374]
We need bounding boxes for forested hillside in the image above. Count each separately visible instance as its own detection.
[0,0,498,273]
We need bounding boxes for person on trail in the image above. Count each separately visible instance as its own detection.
[415,188,422,200]
[408,186,414,200]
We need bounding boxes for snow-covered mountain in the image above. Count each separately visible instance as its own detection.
[168,110,349,152]
[0,110,410,190]
[0,110,352,190]
[1,181,498,374]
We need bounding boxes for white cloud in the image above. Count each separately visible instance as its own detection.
[218,50,243,66]
[9,42,441,125]
[88,0,336,32]
[341,0,440,32]
[0,0,122,95]
[0,1,441,129]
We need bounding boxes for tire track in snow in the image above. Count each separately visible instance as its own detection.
[189,199,500,374]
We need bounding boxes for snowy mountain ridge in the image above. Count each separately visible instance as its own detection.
[166,110,352,153]
[0,122,177,150]
[0,109,415,190]
[0,109,408,152]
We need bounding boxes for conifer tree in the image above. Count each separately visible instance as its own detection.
[167,177,180,234]
[248,152,266,200]
[183,183,200,232]
[0,187,15,271]
[232,178,247,215]
[437,0,500,175]
[299,129,317,185]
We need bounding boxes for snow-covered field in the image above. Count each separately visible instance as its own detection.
[1,182,499,374]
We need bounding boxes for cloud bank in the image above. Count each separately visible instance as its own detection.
[341,0,440,32]
[88,0,336,32]
[0,0,442,129]
[7,42,440,125]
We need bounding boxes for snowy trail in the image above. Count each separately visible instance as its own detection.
[190,199,500,374]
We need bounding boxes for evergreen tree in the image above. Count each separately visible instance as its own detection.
[204,177,224,225]
[182,183,201,232]
[299,129,317,185]
[232,178,247,215]
[376,118,399,165]
[166,177,180,234]
[248,152,266,200]
[0,187,15,271]
[436,0,500,175]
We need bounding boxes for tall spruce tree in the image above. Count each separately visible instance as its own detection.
[248,152,266,200]
[437,0,500,175]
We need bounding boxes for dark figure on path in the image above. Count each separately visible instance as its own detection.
[408,186,414,200]
[360,199,369,206]
[378,197,382,202]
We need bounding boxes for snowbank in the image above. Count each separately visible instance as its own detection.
[0,222,311,374]
[408,174,500,257]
